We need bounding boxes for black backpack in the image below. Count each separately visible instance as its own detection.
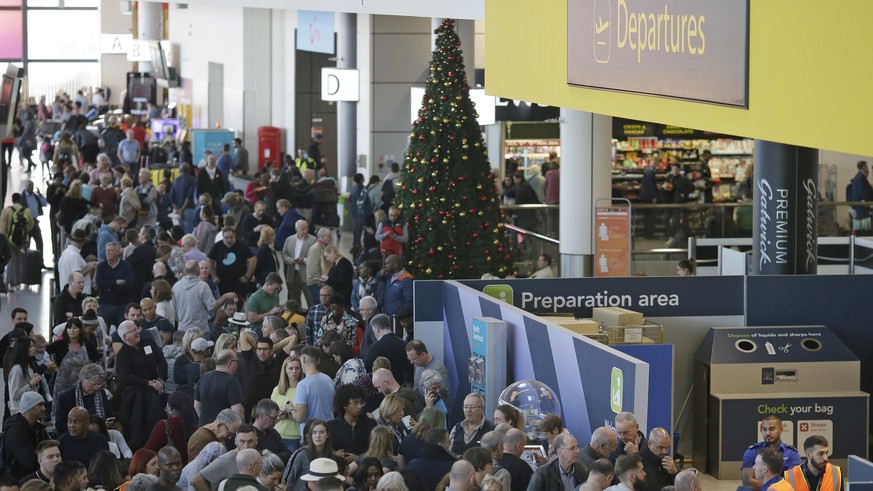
[7,207,28,249]
[381,178,396,209]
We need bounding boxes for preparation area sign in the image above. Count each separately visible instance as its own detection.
[567,0,749,107]
[594,202,631,277]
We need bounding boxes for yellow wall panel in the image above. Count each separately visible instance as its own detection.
[485,0,873,155]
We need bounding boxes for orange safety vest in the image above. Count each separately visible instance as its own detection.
[785,464,842,491]
[766,478,795,491]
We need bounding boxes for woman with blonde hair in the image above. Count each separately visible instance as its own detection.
[321,244,353,306]
[375,394,409,451]
[254,225,281,286]
[212,333,238,359]
[271,355,304,451]
[361,425,401,471]
[399,407,446,465]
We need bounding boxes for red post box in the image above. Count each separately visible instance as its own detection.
[258,126,283,170]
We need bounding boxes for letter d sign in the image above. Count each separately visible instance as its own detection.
[327,74,340,96]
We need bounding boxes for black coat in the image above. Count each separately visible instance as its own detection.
[116,338,167,449]
[407,444,457,491]
[527,458,586,491]
[54,384,114,435]
[326,258,354,306]
[498,452,535,491]
[1,413,40,480]
[127,241,157,297]
[362,332,413,386]
[640,444,675,491]
[52,285,85,327]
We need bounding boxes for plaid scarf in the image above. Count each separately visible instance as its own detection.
[75,383,105,420]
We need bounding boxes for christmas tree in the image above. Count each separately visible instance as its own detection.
[395,18,512,280]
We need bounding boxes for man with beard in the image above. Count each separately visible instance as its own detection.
[527,433,587,491]
[605,454,647,491]
[639,428,678,491]
[742,415,800,490]
[783,436,842,491]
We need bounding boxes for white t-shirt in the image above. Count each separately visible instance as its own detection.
[57,244,92,294]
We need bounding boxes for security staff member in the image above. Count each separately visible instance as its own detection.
[754,449,794,491]
[784,436,842,491]
[742,415,801,490]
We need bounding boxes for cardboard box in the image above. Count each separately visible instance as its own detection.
[592,307,644,326]
[540,316,600,335]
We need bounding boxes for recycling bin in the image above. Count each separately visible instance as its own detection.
[693,325,868,478]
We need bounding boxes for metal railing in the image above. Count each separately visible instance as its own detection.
[499,202,873,276]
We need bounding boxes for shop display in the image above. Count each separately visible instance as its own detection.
[612,119,754,203]
[504,139,560,168]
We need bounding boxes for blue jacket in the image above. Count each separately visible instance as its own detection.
[170,173,196,209]
[274,208,304,249]
[96,224,118,262]
[850,170,873,218]
[381,270,413,316]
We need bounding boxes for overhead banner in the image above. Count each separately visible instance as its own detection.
[453,276,746,318]
[594,200,632,277]
[567,0,750,107]
[296,11,335,54]
[752,143,818,275]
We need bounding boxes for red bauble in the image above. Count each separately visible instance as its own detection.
[418,135,425,140]
[472,233,479,238]
[440,95,447,101]
[430,158,437,163]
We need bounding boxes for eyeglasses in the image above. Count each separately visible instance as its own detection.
[407,352,422,362]
[463,405,483,410]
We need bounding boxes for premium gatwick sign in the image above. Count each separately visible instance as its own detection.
[567,0,749,107]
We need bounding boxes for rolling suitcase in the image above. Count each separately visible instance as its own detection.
[24,250,42,285]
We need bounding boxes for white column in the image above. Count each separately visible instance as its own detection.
[431,18,444,49]
[455,19,475,87]
[137,1,163,73]
[337,12,357,191]
[559,108,612,277]
[355,14,372,177]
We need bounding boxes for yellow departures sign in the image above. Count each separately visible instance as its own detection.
[615,0,706,63]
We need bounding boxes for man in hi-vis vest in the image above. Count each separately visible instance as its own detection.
[754,449,795,491]
[784,436,842,491]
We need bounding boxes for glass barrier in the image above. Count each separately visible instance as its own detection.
[500,202,871,277]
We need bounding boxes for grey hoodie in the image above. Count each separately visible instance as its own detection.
[171,275,218,331]
[162,344,184,394]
